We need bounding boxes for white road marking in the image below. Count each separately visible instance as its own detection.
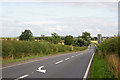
[55,60,63,64]
[83,52,95,79]
[1,52,74,69]
[65,58,70,60]
[71,56,75,58]
[15,74,28,80]
[36,66,46,74]
[75,55,78,56]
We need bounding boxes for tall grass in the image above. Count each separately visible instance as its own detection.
[2,40,87,60]
[97,36,120,78]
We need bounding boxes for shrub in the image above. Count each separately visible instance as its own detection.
[99,37,119,57]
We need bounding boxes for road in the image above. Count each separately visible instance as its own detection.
[2,44,95,80]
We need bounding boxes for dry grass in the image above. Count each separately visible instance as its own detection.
[107,54,119,78]
[91,41,98,44]
[97,50,119,78]
[97,50,102,56]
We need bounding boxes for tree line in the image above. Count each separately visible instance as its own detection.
[19,29,91,47]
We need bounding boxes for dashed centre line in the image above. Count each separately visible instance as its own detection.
[15,74,28,80]
[71,56,75,58]
[65,58,70,60]
[55,60,63,64]
[75,55,78,56]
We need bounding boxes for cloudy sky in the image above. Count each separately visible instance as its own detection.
[0,2,118,37]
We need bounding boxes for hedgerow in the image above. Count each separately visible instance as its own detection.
[2,40,87,60]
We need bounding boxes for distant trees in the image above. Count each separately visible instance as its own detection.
[51,33,61,44]
[34,33,61,44]
[82,32,91,41]
[19,29,34,41]
[64,35,73,45]
[19,29,91,47]
[82,32,91,46]
[74,38,84,47]
[73,32,91,47]
[41,34,45,40]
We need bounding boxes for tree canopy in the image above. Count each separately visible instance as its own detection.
[82,32,91,41]
[51,33,61,44]
[19,29,34,41]
[64,35,73,45]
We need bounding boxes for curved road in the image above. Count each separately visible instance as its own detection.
[2,44,95,80]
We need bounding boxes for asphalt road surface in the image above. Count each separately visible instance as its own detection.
[2,44,95,80]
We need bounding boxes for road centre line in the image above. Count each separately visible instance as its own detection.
[75,55,78,56]
[1,52,75,69]
[15,74,29,80]
[65,58,70,60]
[71,56,75,58]
[55,60,63,64]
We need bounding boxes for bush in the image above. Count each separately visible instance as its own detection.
[99,37,119,57]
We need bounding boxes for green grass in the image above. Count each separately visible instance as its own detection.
[89,53,115,78]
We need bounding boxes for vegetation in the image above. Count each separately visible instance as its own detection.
[89,53,115,78]
[82,32,91,41]
[99,37,119,57]
[2,40,87,61]
[64,35,73,45]
[51,33,61,44]
[73,32,91,47]
[19,29,34,41]
[2,29,91,64]
[89,36,120,78]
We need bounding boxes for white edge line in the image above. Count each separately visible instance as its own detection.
[55,60,63,64]
[83,52,95,79]
[1,51,79,69]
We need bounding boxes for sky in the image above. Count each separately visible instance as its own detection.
[0,2,118,37]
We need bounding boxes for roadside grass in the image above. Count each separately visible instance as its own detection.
[2,49,87,64]
[89,37,120,78]
[89,53,115,78]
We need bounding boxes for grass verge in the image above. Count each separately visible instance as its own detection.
[89,53,115,78]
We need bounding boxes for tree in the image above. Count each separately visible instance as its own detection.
[41,34,45,40]
[64,35,73,45]
[19,29,34,41]
[82,32,91,41]
[91,37,95,40]
[51,33,61,44]
[74,38,84,47]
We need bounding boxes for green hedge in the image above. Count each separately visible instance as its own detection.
[2,40,87,59]
[99,37,119,57]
